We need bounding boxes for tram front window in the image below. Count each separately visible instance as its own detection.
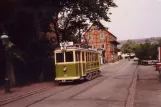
[56,53,64,63]
[65,52,74,62]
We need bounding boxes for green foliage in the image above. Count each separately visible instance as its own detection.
[121,40,135,54]
[0,0,117,83]
[37,35,54,57]
[55,0,117,42]
[157,39,161,45]
[5,42,25,63]
[121,40,158,60]
[0,0,117,43]
[134,43,158,60]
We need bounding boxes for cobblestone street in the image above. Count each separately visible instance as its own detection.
[0,0,161,107]
[0,60,139,107]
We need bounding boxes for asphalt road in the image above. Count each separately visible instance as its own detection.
[2,59,138,107]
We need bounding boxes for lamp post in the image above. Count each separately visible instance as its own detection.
[1,33,10,93]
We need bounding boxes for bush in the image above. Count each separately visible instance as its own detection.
[134,43,158,60]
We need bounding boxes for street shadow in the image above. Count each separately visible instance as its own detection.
[57,80,86,86]
[131,62,138,65]
[142,64,155,66]
[133,62,156,66]
[157,75,161,83]
[56,74,104,86]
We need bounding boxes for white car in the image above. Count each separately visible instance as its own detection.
[133,57,139,61]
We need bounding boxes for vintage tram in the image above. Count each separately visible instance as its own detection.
[54,42,101,82]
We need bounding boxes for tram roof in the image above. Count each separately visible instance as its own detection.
[55,46,99,53]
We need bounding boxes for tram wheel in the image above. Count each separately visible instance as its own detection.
[93,72,97,79]
[91,73,95,79]
[97,71,101,77]
[85,73,92,81]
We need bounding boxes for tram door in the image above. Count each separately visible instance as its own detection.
[75,51,81,77]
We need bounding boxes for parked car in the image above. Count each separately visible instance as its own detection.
[133,57,139,61]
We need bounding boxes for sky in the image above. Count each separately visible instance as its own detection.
[101,0,161,40]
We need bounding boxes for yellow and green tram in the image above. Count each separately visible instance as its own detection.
[54,46,101,82]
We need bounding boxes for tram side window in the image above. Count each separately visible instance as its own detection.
[56,53,64,62]
[87,52,89,61]
[93,53,96,61]
[91,53,93,61]
[82,52,85,61]
[90,52,92,61]
[90,53,92,61]
[76,51,80,61]
[65,52,73,62]
[93,53,95,61]
[96,54,98,61]
[86,52,88,61]
[88,52,90,61]
[95,53,97,61]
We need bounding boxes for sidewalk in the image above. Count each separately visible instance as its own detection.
[134,65,161,107]
[0,81,56,106]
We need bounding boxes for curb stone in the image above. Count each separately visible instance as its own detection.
[126,65,139,107]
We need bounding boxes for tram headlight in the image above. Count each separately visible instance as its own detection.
[63,66,67,73]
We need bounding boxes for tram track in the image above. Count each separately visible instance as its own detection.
[0,76,106,107]
[101,60,126,70]
[50,61,130,101]
[0,84,56,106]
[101,60,129,76]
[25,76,108,107]
[25,61,130,107]
[65,62,129,99]
[1,60,129,107]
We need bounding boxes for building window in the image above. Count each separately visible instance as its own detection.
[100,33,104,39]
[88,35,92,41]
[100,44,104,49]
[111,44,115,51]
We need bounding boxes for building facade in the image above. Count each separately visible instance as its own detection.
[83,22,120,63]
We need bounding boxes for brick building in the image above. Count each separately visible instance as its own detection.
[83,22,120,63]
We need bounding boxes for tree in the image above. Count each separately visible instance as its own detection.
[134,39,161,61]
[157,39,161,45]
[0,0,117,84]
[0,0,117,58]
[1,0,117,67]
[121,40,135,55]
[0,0,117,43]
[134,43,158,60]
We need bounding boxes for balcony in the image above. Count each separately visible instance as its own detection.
[111,47,120,52]
[110,41,120,45]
